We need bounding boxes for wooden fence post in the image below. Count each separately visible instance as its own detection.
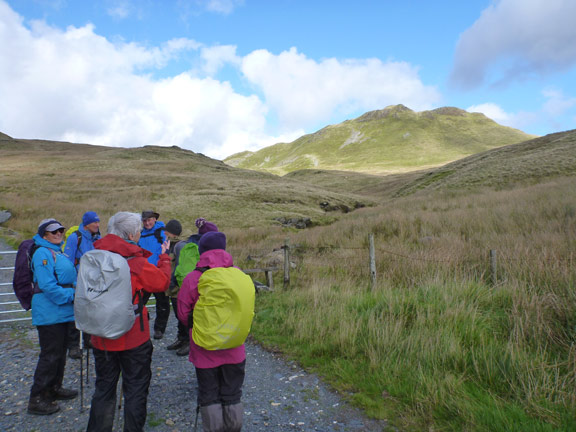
[369,233,376,291]
[283,237,290,289]
[490,249,497,286]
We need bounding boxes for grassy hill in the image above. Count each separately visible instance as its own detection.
[0,137,373,241]
[394,128,576,196]
[225,105,536,175]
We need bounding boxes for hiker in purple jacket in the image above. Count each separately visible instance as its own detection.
[178,232,245,432]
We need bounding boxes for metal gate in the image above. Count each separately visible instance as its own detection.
[0,250,31,323]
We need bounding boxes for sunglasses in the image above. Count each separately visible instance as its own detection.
[48,228,65,234]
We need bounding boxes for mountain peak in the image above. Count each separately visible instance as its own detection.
[423,107,468,117]
[356,104,414,122]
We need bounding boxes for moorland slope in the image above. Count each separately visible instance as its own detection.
[0,137,371,240]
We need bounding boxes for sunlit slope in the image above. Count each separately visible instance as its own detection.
[225,105,536,175]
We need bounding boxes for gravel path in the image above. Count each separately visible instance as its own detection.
[0,240,389,432]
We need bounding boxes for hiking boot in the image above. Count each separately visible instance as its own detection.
[68,346,82,360]
[27,395,60,415]
[153,330,164,340]
[166,338,185,350]
[50,387,79,400]
[176,342,190,356]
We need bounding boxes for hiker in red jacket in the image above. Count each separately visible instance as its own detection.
[86,211,171,432]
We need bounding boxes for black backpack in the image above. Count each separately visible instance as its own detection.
[140,227,164,244]
[12,240,51,310]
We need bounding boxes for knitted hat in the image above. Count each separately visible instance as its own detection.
[165,219,182,236]
[198,231,226,255]
[38,218,65,237]
[195,217,219,235]
[82,211,100,226]
[142,210,159,220]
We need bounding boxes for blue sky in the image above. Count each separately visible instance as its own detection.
[1,0,575,159]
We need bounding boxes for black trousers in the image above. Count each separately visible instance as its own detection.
[170,296,188,341]
[195,360,246,407]
[87,340,153,432]
[30,322,69,397]
[142,291,170,333]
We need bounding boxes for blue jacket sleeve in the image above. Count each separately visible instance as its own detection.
[32,249,75,306]
[63,231,78,264]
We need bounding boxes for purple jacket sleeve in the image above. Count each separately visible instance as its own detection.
[177,270,201,326]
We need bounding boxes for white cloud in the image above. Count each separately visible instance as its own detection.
[0,3,265,159]
[107,2,131,19]
[201,0,244,15]
[466,91,576,134]
[466,102,539,132]
[200,45,241,75]
[176,0,244,18]
[241,47,441,130]
[451,0,576,89]
[0,1,442,159]
[541,88,576,116]
[467,103,511,123]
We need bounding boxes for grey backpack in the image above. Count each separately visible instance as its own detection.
[75,250,140,339]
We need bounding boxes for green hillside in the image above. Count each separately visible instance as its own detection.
[225,105,536,175]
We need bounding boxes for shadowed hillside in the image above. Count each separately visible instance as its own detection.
[394,129,576,196]
[225,105,536,175]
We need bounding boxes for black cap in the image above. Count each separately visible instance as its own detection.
[165,219,182,236]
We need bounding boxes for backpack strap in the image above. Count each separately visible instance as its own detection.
[31,247,59,294]
[141,227,164,245]
[132,290,145,332]
[72,231,82,266]
[123,256,145,332]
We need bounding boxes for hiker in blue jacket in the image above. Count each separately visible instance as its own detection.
[63,210,101,359]
[63,211,101,266]
[138,210,170,339]
[28,219,78,416]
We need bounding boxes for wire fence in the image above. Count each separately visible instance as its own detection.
[2,237,574,324]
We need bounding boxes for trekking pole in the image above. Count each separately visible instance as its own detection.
[79,332,84,412]
[194,405,200,432]
[86,340,90,385]
[116,374,123,428]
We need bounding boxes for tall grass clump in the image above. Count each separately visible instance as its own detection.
[250,178,576,431]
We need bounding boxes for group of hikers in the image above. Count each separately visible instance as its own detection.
[20,209,255,432]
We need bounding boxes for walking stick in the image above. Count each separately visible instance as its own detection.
[194,405,200,432]
[79,331,84,412]
[86,338,90,385]
[116,374,123,429]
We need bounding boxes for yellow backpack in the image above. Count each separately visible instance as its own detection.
[63,225,81,252]
[192,267,255,350]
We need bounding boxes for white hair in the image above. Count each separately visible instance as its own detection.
[107,212,142,240]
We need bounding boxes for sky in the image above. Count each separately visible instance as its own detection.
[0,0,575,160]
